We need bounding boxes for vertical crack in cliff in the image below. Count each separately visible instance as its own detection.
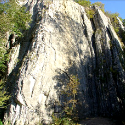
[49,33,56,62]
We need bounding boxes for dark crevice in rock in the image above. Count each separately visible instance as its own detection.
[91,33,96,63]
[106,27,112,40]
[90,18,96,32]
[81,14,87,38]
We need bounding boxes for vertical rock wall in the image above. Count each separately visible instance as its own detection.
[4,0,125,124]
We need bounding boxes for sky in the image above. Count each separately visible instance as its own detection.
[90,0,125,19]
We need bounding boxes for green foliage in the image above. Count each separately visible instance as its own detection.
[0,0,31,38]
[105,11,119,19]
[105,12,125,43]
[0,0,31,117]
[0,119,3,125]
[0,80,10,108]
[75,0,95,19]
[75,0,91,7]
[114,27,119,34]
[105,11,119,26]
[75,1,105,19]
[62,75,80,120]
[52,114,75,125]
[52,75,80,125]
[0,38,9,79]
[51,115,78,125]
[92,2,105,13]
[0,0,31,80]
[85,8,95,19]
[105,11,122,36]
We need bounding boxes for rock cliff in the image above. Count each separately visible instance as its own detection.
[4,0,125,124]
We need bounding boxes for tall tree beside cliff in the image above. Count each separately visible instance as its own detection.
[0,0,31,37]
[0,0,31,118]
[0,0,31,78]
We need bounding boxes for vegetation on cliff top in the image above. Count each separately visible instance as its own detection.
[75,0,124,21]
[75,0,125,42]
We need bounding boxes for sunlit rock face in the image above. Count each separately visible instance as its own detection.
[4,0,125,124]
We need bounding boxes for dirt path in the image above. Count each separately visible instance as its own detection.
[79,117,116,125]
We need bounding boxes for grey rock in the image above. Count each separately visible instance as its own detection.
[4,0,125,124]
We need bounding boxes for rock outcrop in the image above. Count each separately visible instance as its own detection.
[4,0,125,124]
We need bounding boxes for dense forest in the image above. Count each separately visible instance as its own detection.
[0,0,125,124]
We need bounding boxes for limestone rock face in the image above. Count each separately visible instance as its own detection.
[117,17,125,31]
[4,0,125,124]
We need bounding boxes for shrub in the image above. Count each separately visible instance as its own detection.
[0,0,31,79]
[52,75,80,125]
[92,2,105,13]
[75,0,91,7]
[0,0,31,38]
[0,80,10,109]
[62,75,80,120]
[85,7,95,19]
[105,11,119,27]
[0,119,3,125]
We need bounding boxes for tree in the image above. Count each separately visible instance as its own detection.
[105,11,120,32]
[0,80,10,108]
[75,0,91,7]
[0,0,31,78]
[0,0,31,116]
[0,0,31,38]
[92,2,105,12]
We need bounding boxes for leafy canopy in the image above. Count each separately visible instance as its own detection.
[0,80,10,108]
[92,2,105,12]
[0,0,31,112]
[0,0,31,78]
[75,0,91,7]
[0,0,31,38]
[75,0,125,31]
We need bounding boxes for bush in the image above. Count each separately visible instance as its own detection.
[0,1,31,119]
[105,11,122,37]
[85,8,95,19]
[105,11,119,26]
[52,75,80,125]
[0,80,10,109]
[92,2,104,13]
[0,0,31,79]
[0,119,3,125]
[0,0,31,38]
[75,0,91,7]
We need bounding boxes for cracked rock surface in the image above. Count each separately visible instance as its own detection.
[4,0,125,124]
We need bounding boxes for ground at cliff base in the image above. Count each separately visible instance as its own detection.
[78,117,122,125]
